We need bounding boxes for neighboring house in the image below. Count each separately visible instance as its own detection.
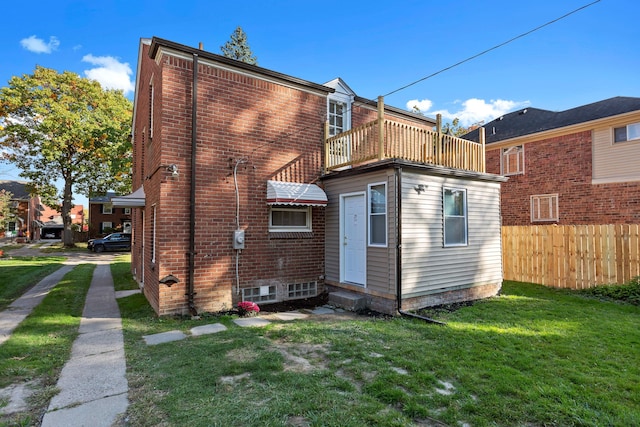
[88,192,132,238]
[115,37,504,316]
[38,204,85,239]
[0,180,42,241]
[464,97,640,225]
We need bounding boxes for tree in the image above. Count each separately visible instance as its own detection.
[0,66,132,247]
[220,26,258,65]
[0,189,13,232]
[409,105,474,138]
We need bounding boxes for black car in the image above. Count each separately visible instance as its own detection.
[87,233,132,252]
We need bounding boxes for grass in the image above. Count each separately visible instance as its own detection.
[39,242,88,253]
[0,263,94,426]
[116,280,640,427]
[110,254,139,291]
[0,257,66,310]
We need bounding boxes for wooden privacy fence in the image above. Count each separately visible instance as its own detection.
[502,225,640,289]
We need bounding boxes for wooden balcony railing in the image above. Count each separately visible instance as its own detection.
[324,97,486,173]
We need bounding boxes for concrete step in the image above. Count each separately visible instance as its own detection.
[328,291,366,312]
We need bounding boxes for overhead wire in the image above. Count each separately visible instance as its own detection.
[242,0,601,160]
[382,0,602,98]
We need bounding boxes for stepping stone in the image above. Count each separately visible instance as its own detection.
[272,311,309,321]
[233,317,271,327]
[143,330,187,345]
[311,307,335,315]
[190,323,227,336]
[114,290,141,299]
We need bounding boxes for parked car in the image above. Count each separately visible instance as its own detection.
[87,233,132,252]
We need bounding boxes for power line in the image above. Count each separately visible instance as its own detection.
[382,0,602,98]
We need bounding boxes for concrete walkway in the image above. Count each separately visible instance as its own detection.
[41,260,128,427]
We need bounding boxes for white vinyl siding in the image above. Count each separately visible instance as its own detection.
[593,123,640,184]
[400,173,503,298]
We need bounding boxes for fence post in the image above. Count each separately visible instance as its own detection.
[436,114,442,165]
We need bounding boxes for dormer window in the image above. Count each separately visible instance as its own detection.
[328,101,345,136]
[325,78,354,137]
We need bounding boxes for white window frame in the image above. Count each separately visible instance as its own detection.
[124,208,131,215]
[530,194,559,222]
[102,204,113,214]
[368,182,387,247]
[269,206,312,232]
[501,145,525,175]
[151,204,156,263]
[101,222,113,233]
[613,122,640,143]
[149,79,154,140]
[443,187,468,247]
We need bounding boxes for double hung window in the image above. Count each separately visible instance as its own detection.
[443,188,467,246]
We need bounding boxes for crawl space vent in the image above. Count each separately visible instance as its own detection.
[288,281,317,299]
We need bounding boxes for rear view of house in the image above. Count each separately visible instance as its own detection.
[119,37,505,316]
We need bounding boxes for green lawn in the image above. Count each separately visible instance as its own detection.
[0,263,94,426]
[0,256,66,310]
[117,280,640,427]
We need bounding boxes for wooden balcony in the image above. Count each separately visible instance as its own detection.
[324,97,486,174]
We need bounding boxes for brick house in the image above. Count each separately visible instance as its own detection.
[88,192,132,238]
[0,180,41,241]
[464,97,640,225]
[116,37,504,316]
[38,203,85,239]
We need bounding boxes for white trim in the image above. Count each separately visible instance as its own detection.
[443,187,468,247]
[592,176,640,184]
[530,193,559,222]
[268,206,312,232]
[340,191,367,286]
[368,182,387,247]
[500,145,525,176]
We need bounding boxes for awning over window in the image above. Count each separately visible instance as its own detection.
[111,186,146,208]
[266,180,327,206]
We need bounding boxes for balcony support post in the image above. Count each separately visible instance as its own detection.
[436,113,442,165]
[323,120,330,174]
[479,126,486,173]
[378,96,385,160]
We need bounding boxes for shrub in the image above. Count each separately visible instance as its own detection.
[579,276,640,305]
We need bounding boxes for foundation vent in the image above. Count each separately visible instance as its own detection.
[287,281,318,299]
[242,285,277,303]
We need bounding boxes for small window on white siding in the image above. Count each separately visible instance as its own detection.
[501,145,525,175]
[443,188,468,247]
[368,183,387,247]
[269,207,311,232]
[613,122,640,143]
[102,204,113,214]
[531,194,559,222]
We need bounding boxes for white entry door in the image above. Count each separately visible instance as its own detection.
[342,194,366,285]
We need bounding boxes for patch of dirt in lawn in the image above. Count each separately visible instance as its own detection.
[259,294,329,312]
[271,342,330,373]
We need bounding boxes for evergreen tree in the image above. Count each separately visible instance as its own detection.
[220,26,258,65]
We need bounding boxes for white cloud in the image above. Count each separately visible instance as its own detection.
[82,54,135,96]
[405,98,530,127]
[20,35,60,54]
[406,99,432,113]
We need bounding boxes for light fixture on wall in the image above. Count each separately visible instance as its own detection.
[414,184,427,194]
[167,164,178,177]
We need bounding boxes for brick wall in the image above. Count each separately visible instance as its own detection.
[88,204,131,237]
[487,130,640,225]
[140,53,330,315]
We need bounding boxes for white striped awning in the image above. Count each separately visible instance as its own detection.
[111,186,146,208]
[266,180,327,206]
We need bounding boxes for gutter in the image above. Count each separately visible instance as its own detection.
[394,166,446,326]
[187,53,198,315]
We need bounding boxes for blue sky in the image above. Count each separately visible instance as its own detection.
[1,0,638,205]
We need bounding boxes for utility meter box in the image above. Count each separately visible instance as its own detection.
[233,230,245,250]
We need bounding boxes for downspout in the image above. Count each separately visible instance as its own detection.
[187,53,198,316]
[394,166,446,325]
